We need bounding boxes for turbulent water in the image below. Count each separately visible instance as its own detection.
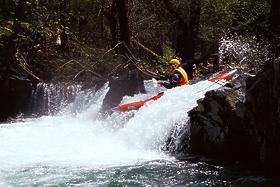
[0,80,273,186]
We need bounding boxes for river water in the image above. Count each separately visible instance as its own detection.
[0,80,274,186]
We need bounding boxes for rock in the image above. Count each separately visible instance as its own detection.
[186,72,259,166]
[101,64,146,113]
[188,86,253,163]
[244,59,280,176]
[0,74,33,121]
[185,59,280,176]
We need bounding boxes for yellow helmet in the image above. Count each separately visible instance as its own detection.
[169,59,181,68]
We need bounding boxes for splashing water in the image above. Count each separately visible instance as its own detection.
[29,83,83,116]
[219,35,268,69]
[0,80,268,186]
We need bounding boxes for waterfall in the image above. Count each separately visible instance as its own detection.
[0,80,222,169]
[28,83,84,116]
[0,77,229,186]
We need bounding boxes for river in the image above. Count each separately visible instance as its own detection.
[0,80,274,186]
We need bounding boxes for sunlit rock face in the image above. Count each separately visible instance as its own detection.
[101,64,146,113]
[187,59,280,176]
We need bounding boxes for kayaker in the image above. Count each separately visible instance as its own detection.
[159,59,189,89]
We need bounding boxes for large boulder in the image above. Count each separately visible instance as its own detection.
[188,75,258,165]
[101,64,146,113]
[186,59,280,176]
[0,74,33,121]
[244,59,280,175]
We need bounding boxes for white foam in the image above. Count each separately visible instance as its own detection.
[0,80,221,171]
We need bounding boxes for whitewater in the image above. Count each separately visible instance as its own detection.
[0,80,228,186]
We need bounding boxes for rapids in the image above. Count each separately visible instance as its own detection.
[0,80,271,186]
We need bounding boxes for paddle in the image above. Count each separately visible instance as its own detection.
[146,78,162,88]
[152,78,159,87]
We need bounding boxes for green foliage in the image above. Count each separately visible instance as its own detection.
[0,0,273,81]
[229,0,271,34]
[0,25,13,37]
[1,0,271,52]
[200,0,271,42]
[162,44,177,61]
[200,0,232,41]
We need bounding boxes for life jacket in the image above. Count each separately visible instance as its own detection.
[170,67,189,85]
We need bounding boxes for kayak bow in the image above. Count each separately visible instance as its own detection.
[118,92,164,112]
[209,69,237,82]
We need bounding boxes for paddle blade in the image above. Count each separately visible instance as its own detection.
[152,78,158,87]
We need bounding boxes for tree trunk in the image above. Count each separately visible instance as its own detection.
[14,0,26,21]
[184,0,201,78]
[163,0,201,79]
[103,2,118,47]
[116,0,130,54]
[0,0,11,20]
[269,0,280,58]
[12,0,27,35]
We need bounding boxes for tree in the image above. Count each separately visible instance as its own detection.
[269,0,280,57]
[116,0,131,54]
[0,0,12,20]
[12,0,27,36]
[102,0,130,55]
[163,0,201,78]
[103,1,118,47]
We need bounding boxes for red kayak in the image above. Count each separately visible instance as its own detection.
[209,69,237,82]
[118,92,164,112]
[117,69,237,112]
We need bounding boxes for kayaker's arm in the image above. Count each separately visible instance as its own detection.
[159,72,182,89]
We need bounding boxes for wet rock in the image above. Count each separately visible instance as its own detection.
[101,64,146,113]
[0,74,33,122]
[186,59,280,176]
[188,83,254,164]
[185,73,254,162]
[243,59,280,176]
